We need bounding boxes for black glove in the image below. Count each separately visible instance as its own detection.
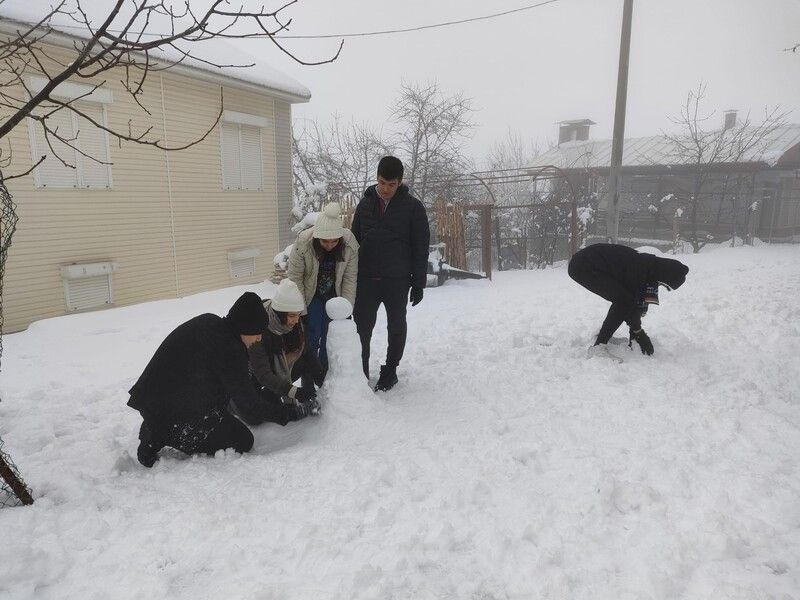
[629,328,654,356]
[409,286,424,306]
[294,386,317,403]
[284,397,321,421]
[285,401,311,422]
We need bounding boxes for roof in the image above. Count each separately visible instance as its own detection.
[558,119,596,126]
[0,4,311,102]
[529,124,800,171]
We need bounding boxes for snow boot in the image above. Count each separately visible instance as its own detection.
[374,365,398,392]
[137,441,161,468]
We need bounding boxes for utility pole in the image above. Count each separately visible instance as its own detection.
[606,0,634,243]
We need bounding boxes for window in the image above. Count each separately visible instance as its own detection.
[220,111,266,191]
[29,101,112,189]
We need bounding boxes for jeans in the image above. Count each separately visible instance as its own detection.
[305,295,331,369]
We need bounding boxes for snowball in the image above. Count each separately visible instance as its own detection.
[326,297,353,320]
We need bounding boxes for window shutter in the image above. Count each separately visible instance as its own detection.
[239,125,263,190]
[75,103,111,188]
[221,121,241,189]
[31,109,78,188]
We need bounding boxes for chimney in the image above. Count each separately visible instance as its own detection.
[723,109,737,131]
[557,119,596,145]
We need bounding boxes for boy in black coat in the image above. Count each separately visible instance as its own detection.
[128,292,273,467]
[568,243,689,355]
[350,156,430,391]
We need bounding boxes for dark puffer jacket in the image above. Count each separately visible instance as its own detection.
[127,314,266,437]
[568,243,689,343]
[350,184,431,289]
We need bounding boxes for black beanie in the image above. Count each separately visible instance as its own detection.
[226,292,269,335]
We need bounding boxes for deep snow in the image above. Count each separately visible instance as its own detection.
[0,244,799,599]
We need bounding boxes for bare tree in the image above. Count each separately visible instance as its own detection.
[663,83,787,252]
[389,80,474,204]
[291,115,387,216]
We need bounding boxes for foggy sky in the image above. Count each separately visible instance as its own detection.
[239,0,800,166]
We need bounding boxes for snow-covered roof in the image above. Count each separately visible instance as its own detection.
[0,2,311,102]
[529,124,800,171]
[558,118,596,126]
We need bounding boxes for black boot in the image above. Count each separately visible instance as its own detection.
[374,365,398,392]
[137,421,163,468]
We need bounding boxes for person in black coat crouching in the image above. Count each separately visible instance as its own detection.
[350,156,430,391]
[233,279,324,427]
[128,292,273,467]
[568,243,689,356]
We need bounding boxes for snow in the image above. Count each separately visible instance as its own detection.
[1,245,800,598]
[273,243,294,270]
[291,212,319,234]
[325,297,352,320]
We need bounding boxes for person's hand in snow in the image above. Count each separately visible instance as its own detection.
[629,328,654,355]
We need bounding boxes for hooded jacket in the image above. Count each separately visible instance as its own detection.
[568,243,689,342]
[350,184,430,289]
[127,314,267,435]
[287,228,359,311]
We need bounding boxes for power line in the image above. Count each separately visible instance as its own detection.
[275,0,563,39]
[19,0,564,41]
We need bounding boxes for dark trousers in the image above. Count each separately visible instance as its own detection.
[568,257,629,345]
[305,295,331,369]
[139,409,254,457]
[353,277,409,371]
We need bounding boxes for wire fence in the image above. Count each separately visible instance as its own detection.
[0,180,30,508]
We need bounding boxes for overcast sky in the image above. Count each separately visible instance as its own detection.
[236,0,800,166]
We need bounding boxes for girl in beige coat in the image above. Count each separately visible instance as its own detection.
[287,202,359,373]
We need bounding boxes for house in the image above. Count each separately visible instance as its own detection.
[0,15,309,332]
[528,117,800,246]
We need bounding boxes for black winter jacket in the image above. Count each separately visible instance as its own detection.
[127,314,265,436]
[350,184,431,289]
[568,243,689,342]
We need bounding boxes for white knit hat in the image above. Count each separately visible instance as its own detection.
[312,202,345,239]
[270,279,306,312]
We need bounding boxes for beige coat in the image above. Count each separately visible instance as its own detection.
[287,228,359,312]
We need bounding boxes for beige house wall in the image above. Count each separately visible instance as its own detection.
[1,43,301,332]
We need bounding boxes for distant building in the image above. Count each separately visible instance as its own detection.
[529,118,800,245]
[0,16,309,331]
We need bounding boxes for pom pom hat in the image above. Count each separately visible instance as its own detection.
[312,202,345,239]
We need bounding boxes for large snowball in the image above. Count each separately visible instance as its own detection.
[326,297,353,320]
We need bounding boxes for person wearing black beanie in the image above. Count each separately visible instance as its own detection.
[127,292,273,467]
[568,243,689,357]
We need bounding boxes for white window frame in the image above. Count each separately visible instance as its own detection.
[220,111,266,192]
[26,76,114,189]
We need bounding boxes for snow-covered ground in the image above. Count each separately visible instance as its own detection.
[1,244,799,599]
